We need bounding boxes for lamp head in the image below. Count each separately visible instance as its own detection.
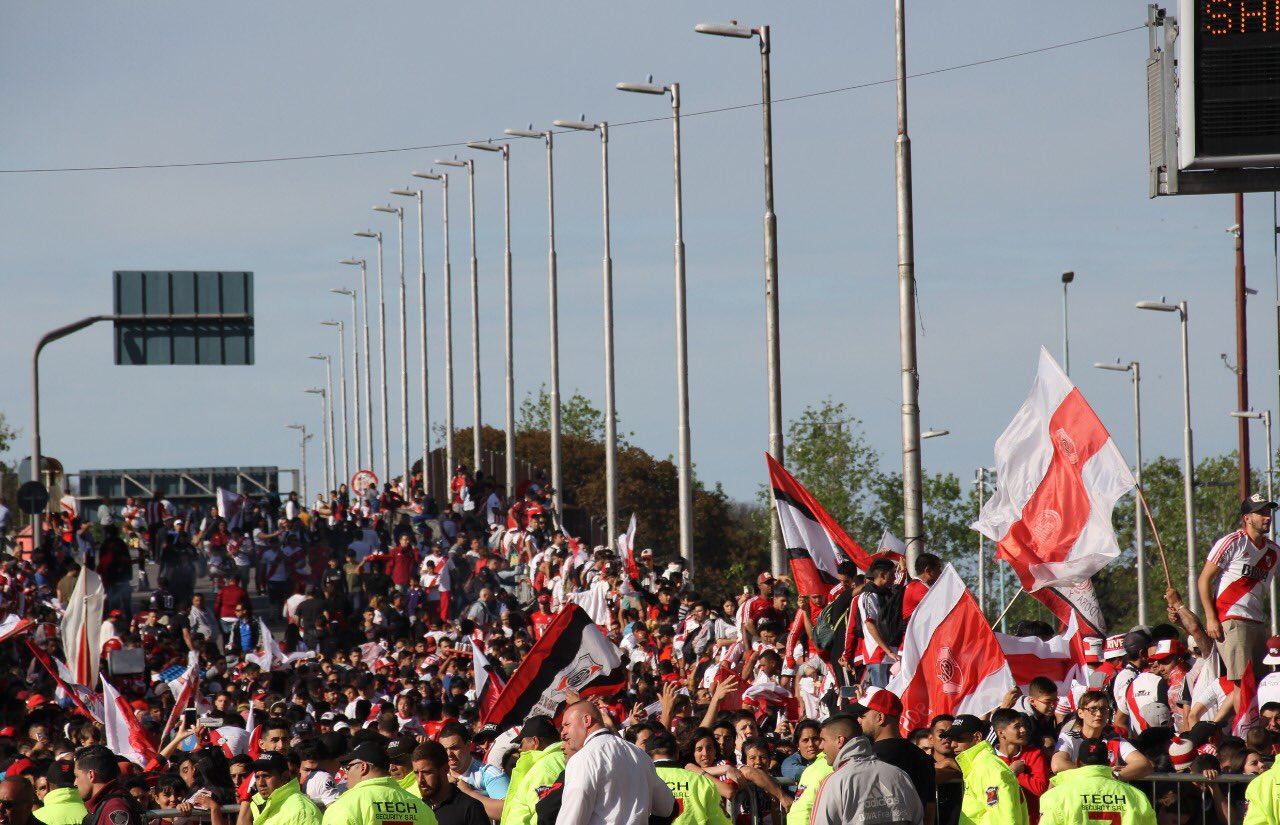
[554,119,599,131]
[390,188,417,197]
[695,22,755,38]
[338,258,364,266]
[320,320,339,327]
[1136,300,1179,312]
[503,127,543,138]
[466,142,504,152]
[372,205,400,214]
[1061,271,1075,284]
[617,80,668,95]
[435,159,468,168]
[353,231,378,239]
[330,287,354,296]
[412,170,443,180]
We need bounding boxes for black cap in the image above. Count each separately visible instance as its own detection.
[45,760,75,786]
[938,715,988,741]
[1123,629,1153,659]
[836,561,858,577]
[319,732,347,759]
[253,752,290,774]
[1241,493,1279,515]
[1078,738,1111,766]
[338,740,390,770]
[386,736,417,760]
[519,715,558,743]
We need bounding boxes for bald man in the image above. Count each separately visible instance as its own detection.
[557,700,674,825]
[0,779,35,825]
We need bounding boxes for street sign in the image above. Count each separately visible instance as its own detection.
[17,481,49,515]
[351,469,379,495]
[113,271,255,365]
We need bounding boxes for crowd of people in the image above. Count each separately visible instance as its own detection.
[0,468,1277,825]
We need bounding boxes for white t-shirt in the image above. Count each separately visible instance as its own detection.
[1055,728,1136,766]
[1207,529,1280,623]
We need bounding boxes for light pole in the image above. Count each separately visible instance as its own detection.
[554,116,618,543]
[1137,299,1198,611]
[504,127,563,514]
[467,141,516,500]
[973,467,996,618]
[414,170,450,483]
[1060,271,1075,375]
[338,258,374,471]
[1232,409,1278,633]
[696,21,785,578]
[353,231,389,483]
[391,185,431,495]
[286,424,311,502]
[320,321,350,487]
[330,289,362,476]
[305,387,330,497]
[618,77,693,573]
[309,357,336,496]
[374,204,409,494]
[435,158,482,472]
[1095,360,1146,624]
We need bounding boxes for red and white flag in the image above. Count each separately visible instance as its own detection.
[889,564,1015,733]
[60,567,105,688]
[617,514,639,583]
[767,454,875,596]
[973,349,1131,631]
[160,664,200,742]
[103,678,159,768]
[27,640,104,722]
[472,639,506,720]
[0,614,34,644]
[217,488,248,532]
[995,612,1085,693]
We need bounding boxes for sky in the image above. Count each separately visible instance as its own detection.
[2,1,1276,514]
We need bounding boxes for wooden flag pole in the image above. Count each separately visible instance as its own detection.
[1135,486,1174,590]
[990,587,1024,629]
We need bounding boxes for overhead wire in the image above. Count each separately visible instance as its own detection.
[0,25,1143,175]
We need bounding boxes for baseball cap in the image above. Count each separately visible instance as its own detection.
[757,572,775,586]
[1077,738,1111,766]
[338,740,390,770]
[253,752,290,774]
[44,760,74,785]
[851,687,904,717]
[1139,702,1172,728]
[386,736,417,760]
[836,561,858,577]
[1081,637,1105,664]
[1264,635,1280,666]
[639,549,654,558]
[1102,634,1125,660]
[1241,492,1278,515]
[1147,639,1185,661]
[1123,629,1152,659]
[519,715,559,743]
[938,715,988,740]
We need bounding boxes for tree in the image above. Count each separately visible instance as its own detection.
[517,385,630,447]
[0,412,18,510]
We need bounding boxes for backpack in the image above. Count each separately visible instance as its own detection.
[813,594,852,650]
[875,584,909,648]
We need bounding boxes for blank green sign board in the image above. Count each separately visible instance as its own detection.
[114,271,254,365]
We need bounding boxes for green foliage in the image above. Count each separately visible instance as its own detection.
[0,412,17,509]
[517,384,630,447]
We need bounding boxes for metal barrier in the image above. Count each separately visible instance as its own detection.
[143,804,240,822]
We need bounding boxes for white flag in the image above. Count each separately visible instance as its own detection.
[103,678,158,768]
[61,567,105,688]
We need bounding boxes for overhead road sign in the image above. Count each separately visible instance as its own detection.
[113,271,254,365]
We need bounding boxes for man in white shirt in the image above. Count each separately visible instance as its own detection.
[558,699,675,825]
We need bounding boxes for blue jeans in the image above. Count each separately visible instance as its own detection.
[865,662,892,688]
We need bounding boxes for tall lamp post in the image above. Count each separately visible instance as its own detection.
[1137,299,1198,611]
[413,170,450,482]
[466,141,516,500]
[308,356,336,496]
[618,76,693,573]
[1232,409,1278,634]
[304,387,331,497]
[374,204,409,493]
[435,158,482,472]
[554,116,618,543]
[973,467,996,617]
[695,21,785,577]
[353,230,390,483]
[330,289,362,474]
[320,321,350,487]
[391,185,432,494]
[286,424,311,502]
[338,258,374,470]
[1095,360,1146,624]
[1061,272,1075,375]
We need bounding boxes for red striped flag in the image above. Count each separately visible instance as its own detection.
[472,639,506,720]
[103,678,159,769]
[889,565,1015,733]
[994,612,1085,692]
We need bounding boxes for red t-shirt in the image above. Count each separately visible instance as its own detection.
[995,745,1049,824]
[902,580,929,622]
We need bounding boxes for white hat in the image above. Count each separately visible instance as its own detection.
[1139,702,1171,728]
[1102,634,1125,660]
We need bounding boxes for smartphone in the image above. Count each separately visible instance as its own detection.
[742,587,750,596]
[183,708,198,728]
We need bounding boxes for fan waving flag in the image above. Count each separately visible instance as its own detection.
[973,349,1132,631]
[217,488,248,532]
[617,514,639,583]
[995,612,1085,694]
[103,678,159,769]
[472,639,506,720]
[61,567,105,688]
[160,664,200,742]
[889,564,1016,734]
[767,454,874,595]
[480,604,624,734]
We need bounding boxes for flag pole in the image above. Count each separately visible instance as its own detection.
[1135,487,1174,590]
[990,588,1023,629]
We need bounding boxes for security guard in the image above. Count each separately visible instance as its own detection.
[322,741,438,825]
[250,752,324,825]
[34,761,88,825]
[1039,739,1155,825]
[942,715,1028,825]
[644,729,730,825]
[1243,757,1280,825]
[74,745,146,825]
[501,716,566,825]
[787,753,832,825]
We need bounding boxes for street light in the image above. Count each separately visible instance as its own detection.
[414,170,451,482]
[618,76,694,573]
[921,428,949,439]
[554,116,618,543]
[285,424,311,502]
[329,289,362,474]
[696,20,785,578]
[467,141,516,500]
[1061,272,1075,375]
[1095,360,1146,624]
[392,186,432,495]
[338,258,374,470]
[374,204,409,494]
[320,321,349,487]
[1137,298,1197,611]
[1232,409,1278,633]
[974,467,997,620]
[308,355,336,493]
[304,387,330,497]
[435,157,482,472]
[353,230,390,482]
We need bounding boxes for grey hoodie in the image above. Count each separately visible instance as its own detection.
[811,736,925,825]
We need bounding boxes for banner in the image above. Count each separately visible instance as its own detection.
[767,454,874,595]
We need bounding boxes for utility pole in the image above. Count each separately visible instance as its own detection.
[1235,195,1251,498]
